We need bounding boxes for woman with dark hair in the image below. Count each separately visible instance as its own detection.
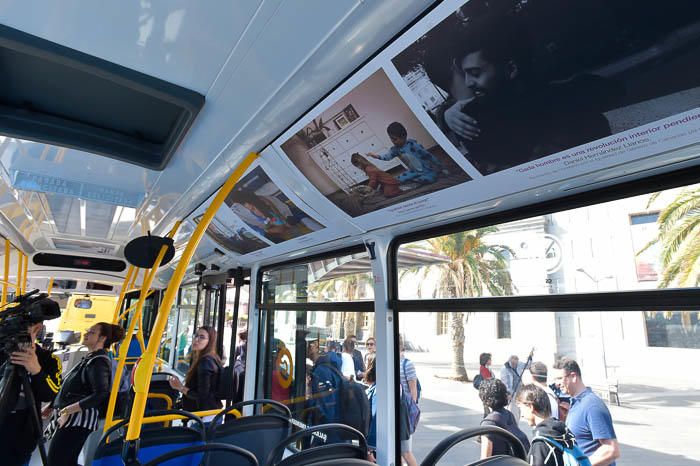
[46,322,125,466]
[169,326,223,416]
[479,378,529,460]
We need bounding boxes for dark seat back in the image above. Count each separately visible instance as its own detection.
[420,426,528,466]
[208,399,292,466]
[91,409,206,466]
[142,443,258,466]
[302,460,376,466]
[267,424,367,466]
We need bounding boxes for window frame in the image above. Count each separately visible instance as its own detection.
[254,245,375,410]
[388,167,700,463]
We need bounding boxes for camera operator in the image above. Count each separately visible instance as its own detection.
[0,319,62,466]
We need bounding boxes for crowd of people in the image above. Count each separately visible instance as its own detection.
[305,336,620,466]
[1,309,620,466]
[476,351,620,465]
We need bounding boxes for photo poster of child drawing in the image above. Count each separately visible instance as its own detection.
[224,165,325,244]
[392,0,700,176]
[279,69,471,218]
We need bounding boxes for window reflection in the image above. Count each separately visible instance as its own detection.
[398,183,700,299]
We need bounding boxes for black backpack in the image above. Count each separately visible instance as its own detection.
[215,352,247,403]
[325,364,371,437]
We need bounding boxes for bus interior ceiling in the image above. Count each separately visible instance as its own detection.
[0,1,698,465]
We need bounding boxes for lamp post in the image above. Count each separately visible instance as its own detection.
[575,268,613,381]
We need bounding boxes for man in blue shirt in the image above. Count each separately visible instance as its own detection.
[554,358,620,466]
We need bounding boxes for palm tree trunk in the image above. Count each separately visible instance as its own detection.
[343,313,356,339]
[449,312,468,380]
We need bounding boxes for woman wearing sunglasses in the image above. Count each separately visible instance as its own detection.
[169,326,222,417]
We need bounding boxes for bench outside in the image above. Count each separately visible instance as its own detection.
[589,381,620,406]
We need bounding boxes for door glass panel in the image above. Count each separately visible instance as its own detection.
[221,283,250,366]
[261,309,374,441]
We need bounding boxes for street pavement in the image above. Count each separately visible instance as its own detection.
[407,351,700,465]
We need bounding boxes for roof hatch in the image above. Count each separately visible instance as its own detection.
[0,24,204,170]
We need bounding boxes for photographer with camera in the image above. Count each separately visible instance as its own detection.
[0,296,62,466]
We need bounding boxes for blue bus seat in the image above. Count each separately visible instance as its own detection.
[142,443,258,466]
[208,399,292,466]
[266,424,368,466]
[90,410,206,466]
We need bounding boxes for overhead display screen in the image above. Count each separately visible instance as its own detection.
[273,0,700,231]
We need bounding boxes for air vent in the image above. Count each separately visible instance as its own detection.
[33,253,126,272]
[0,24,204,170]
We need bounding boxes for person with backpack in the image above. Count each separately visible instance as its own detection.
[306,339,363,444]
[479,378,530,460]
[474,352,494,417]
[516,384,590,466]
[168,326,223,417]
[46,322,125,466]
[399,338,419,466]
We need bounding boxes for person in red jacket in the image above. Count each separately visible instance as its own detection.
[351,153,401,198]
[479,352,494,417]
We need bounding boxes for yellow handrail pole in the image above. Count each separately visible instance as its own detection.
[2,239,9,306]
[112,266,135,324]
[125,152,258,444]
[21,252,27,295]
[47,277,54,295]
[104,222,181,432]
[16,250,22,297]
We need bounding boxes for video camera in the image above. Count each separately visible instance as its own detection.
[0,289,61,355]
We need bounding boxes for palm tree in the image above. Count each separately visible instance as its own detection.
[401,227,515,380]
[640,186,700,287]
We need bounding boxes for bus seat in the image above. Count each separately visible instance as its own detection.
[419,426,528,466]
[90,410,206,466]
[300,461,376,466]
[266,424,368,466]
[142,443,258,466]
[208,399,292,466]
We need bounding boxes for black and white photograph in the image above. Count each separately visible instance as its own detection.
[392,0,700,175]
[280,69,471,217]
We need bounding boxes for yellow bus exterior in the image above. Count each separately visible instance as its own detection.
[57,294,118,338]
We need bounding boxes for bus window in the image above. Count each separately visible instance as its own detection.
[74,299,93,309]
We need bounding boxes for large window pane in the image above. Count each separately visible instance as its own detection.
[398,310,699,465]
[261,251,374,304]
[398,183,700,299]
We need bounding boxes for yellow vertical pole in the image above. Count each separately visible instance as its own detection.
[21,252,28,294]
[47,277,55,295]
[112,266,135,324]
[125,152,257,444]
[2,239,9,306]
[16,249,22,297]
[104,223,181,432]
